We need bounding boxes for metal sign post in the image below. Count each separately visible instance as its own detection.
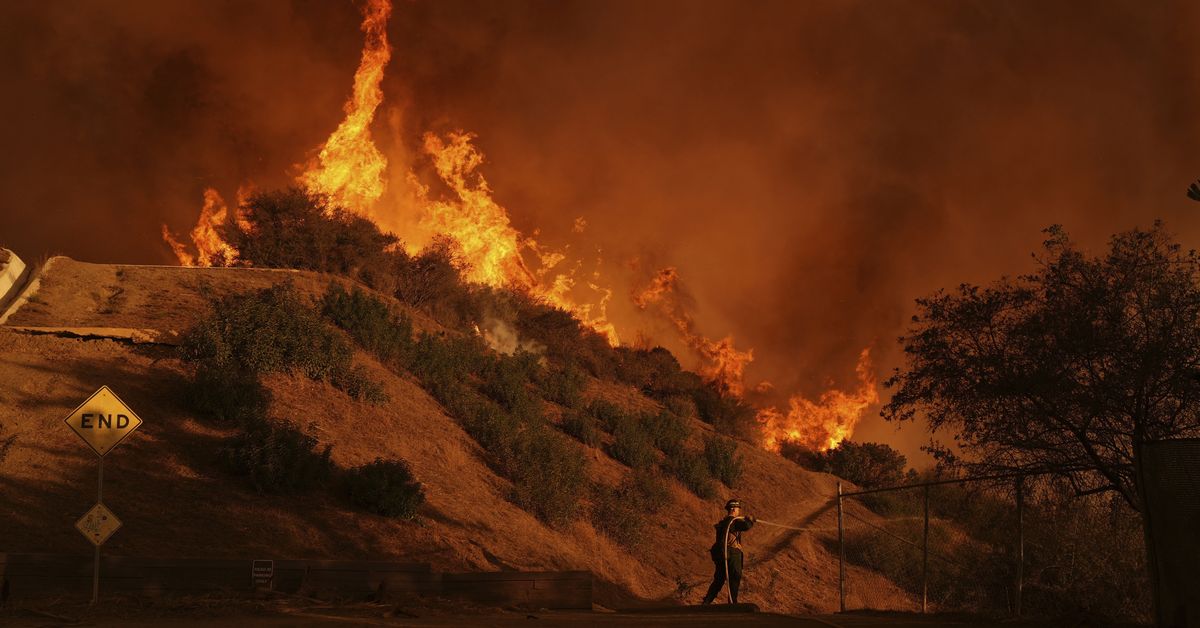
[64,386,142,605]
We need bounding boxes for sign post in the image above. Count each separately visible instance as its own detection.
[64,385,142,605]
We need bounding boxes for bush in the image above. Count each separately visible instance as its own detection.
[538,365,587,409]
[321,283,414,366]
[589,468,673,549]
[692,382,756,438]
[342,458,425,519]
[783,440,908,490]
[220,418,333,494]
[180,282,385,403]
[703,435,744,488]
[643,411,690,457]
[186,365,271,423]
[481,352,542,420]
[607,415,656,469]
[395,237,481,327]
[409,332,491,392]
[510,427,587,526]
[667,448,716,499]
[586,399,627,433]
[227,188,405,288]
[331,364,390,404]
[561,411,602,447]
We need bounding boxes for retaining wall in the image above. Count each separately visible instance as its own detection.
[0,554,592,609]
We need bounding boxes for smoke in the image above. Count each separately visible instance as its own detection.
[3,0,1199,461]
[480,317,544,357]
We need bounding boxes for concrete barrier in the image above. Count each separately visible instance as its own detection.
[0,554,592,609]
[0,248,29,317]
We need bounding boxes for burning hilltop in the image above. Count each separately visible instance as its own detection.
[162,0,876,454]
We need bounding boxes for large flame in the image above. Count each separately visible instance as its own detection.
[160,0,883,450]
[297,0,391,212]
[634,266,754,395]
[756,347,879,452]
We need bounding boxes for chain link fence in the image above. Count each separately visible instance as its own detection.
[834,473,1151,621]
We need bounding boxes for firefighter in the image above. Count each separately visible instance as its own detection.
[701,498,756,604]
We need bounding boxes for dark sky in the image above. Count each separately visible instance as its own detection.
[2,0,1198,461]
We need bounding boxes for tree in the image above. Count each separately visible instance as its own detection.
[884,223,1200,507]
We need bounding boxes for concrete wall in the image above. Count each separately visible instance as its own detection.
[0,249,27,314]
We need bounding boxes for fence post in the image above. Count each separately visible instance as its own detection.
[922,484,929,614]
[837,482,845,613]
[1015,476,1024,617]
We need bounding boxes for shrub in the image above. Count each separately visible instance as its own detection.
[395,237,481,327]
[331,364,390,404]
[228,187,405,289]
[342,458,425,519]
[589,469,673,549]
[587,399,626,432]
[667,448,716,499]
[561,411,602,447]
[481,352,542,420]
[186,365,272,423]
[692,382,756,438]
[643,411,690,457]
[783,440,908,490]
[180,282,385,403]
[538,365,587,409]
[607,415,655,469]
[510,427,587,526]
[220,418,333,494]
[409,332,491,391]
[321,283,414,366]
[703,435,744,488]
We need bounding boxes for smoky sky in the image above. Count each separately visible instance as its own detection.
[2,0,1199,461]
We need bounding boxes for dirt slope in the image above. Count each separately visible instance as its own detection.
[0,258,912,613]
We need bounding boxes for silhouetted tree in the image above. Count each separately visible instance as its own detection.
[884,223,1200,508]
[884,222,1200,619]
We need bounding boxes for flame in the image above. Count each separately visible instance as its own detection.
[414,131,620,344]
[297,0,391,212]
[634,266,754,395]
[161,187,245,267]
[757,347,879,452]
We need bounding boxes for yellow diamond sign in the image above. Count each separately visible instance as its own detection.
[76,502,122,547]
[64,386,143,457]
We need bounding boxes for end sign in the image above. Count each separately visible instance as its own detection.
[64,386,143,457]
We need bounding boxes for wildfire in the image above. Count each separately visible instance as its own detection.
[297,0,391,212]
[159,0,882,451]
[633,266,754,395]
[161,187,245,267]
[756,347,879,452]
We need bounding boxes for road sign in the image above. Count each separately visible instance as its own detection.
[253,560,274,589]
[76,502,122,547]
[64,386,143,457]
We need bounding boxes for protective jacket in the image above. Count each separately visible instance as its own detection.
[710,515,755,555]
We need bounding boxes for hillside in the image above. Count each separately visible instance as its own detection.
[0,257,913,613]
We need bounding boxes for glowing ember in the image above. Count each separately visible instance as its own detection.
[297,0,391,213]
[757,347,879,452]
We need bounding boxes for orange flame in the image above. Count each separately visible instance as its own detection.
[161,188,244,267]
[297,0,391,212]
[410,132,620,343]
[757,347,879,452]
[634,266,754,395]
